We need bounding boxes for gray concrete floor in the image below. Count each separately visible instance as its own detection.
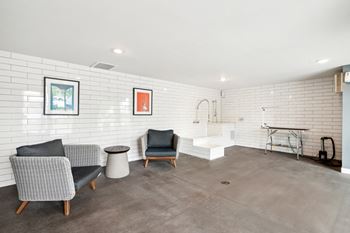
[1,146,350,233]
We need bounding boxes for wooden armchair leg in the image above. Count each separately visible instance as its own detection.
[16,201,29,215]
[63,201,70,216]
[144,159,149,168]
[172,159,177,168]
[90,179,96,190]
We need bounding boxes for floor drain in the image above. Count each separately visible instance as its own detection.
[221,181,230,185]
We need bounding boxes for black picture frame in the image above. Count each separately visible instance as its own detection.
[43,77,80,116]
[133,88,153,116]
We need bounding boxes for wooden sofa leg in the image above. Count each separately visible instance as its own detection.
[90,179,96,191]
[172,159,177,168]
[63,201,70,216]
[144,159,149,168]
[16,201,29,215]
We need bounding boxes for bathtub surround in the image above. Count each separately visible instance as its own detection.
[181,122,235,160]
[0,50,220,187]
[221,77,343,160]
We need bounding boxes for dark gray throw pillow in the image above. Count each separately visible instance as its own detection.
[16,139,65,157]
[148,129,174,148]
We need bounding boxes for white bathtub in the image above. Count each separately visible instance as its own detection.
[180,122,235,160]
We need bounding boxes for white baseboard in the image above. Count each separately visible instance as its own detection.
[341,167,350,174]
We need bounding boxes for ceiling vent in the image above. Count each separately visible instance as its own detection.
[90,62,115,70]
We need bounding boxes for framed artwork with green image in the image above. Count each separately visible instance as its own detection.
[44,77,80,115]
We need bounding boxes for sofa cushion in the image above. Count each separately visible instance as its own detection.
[145,147,176,157]
[71,166,102,191]
[16,139,66,157]
[147,129,174,148]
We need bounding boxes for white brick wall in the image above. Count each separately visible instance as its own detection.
[0,49,342,187]
[222,77,343,159]
[0,50,220,187]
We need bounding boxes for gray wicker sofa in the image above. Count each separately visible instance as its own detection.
[9,139,102,216]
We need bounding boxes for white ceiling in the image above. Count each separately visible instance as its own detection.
[0,0,349,89]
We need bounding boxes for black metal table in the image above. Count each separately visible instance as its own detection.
[262,126,309,160]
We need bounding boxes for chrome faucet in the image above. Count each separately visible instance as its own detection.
[193,99,210,123]
[212,100,218,123]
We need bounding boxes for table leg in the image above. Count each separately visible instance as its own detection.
[265,129,269,154]
[300,131,304,157]
[270,135,273,152]
[296,131,300,160]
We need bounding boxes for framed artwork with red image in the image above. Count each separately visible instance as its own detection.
[133,88,153,115]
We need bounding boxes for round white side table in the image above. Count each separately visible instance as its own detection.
[104,146,130,178]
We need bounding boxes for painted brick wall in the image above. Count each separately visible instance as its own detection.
[221,77,342,159]
[0,50,220,187]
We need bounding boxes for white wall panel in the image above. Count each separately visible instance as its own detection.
[222,77,342,160]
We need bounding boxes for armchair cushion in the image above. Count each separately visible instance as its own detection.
[147,129,174,148]
[145,147,176,157]
[71,166,102,191]
[16,139,65,157]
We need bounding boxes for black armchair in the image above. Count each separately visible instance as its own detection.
[141,129,180,168]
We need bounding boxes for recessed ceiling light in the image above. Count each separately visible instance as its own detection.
[220,76,226,82]
[316,59,329,64]
[112,48,123,54]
